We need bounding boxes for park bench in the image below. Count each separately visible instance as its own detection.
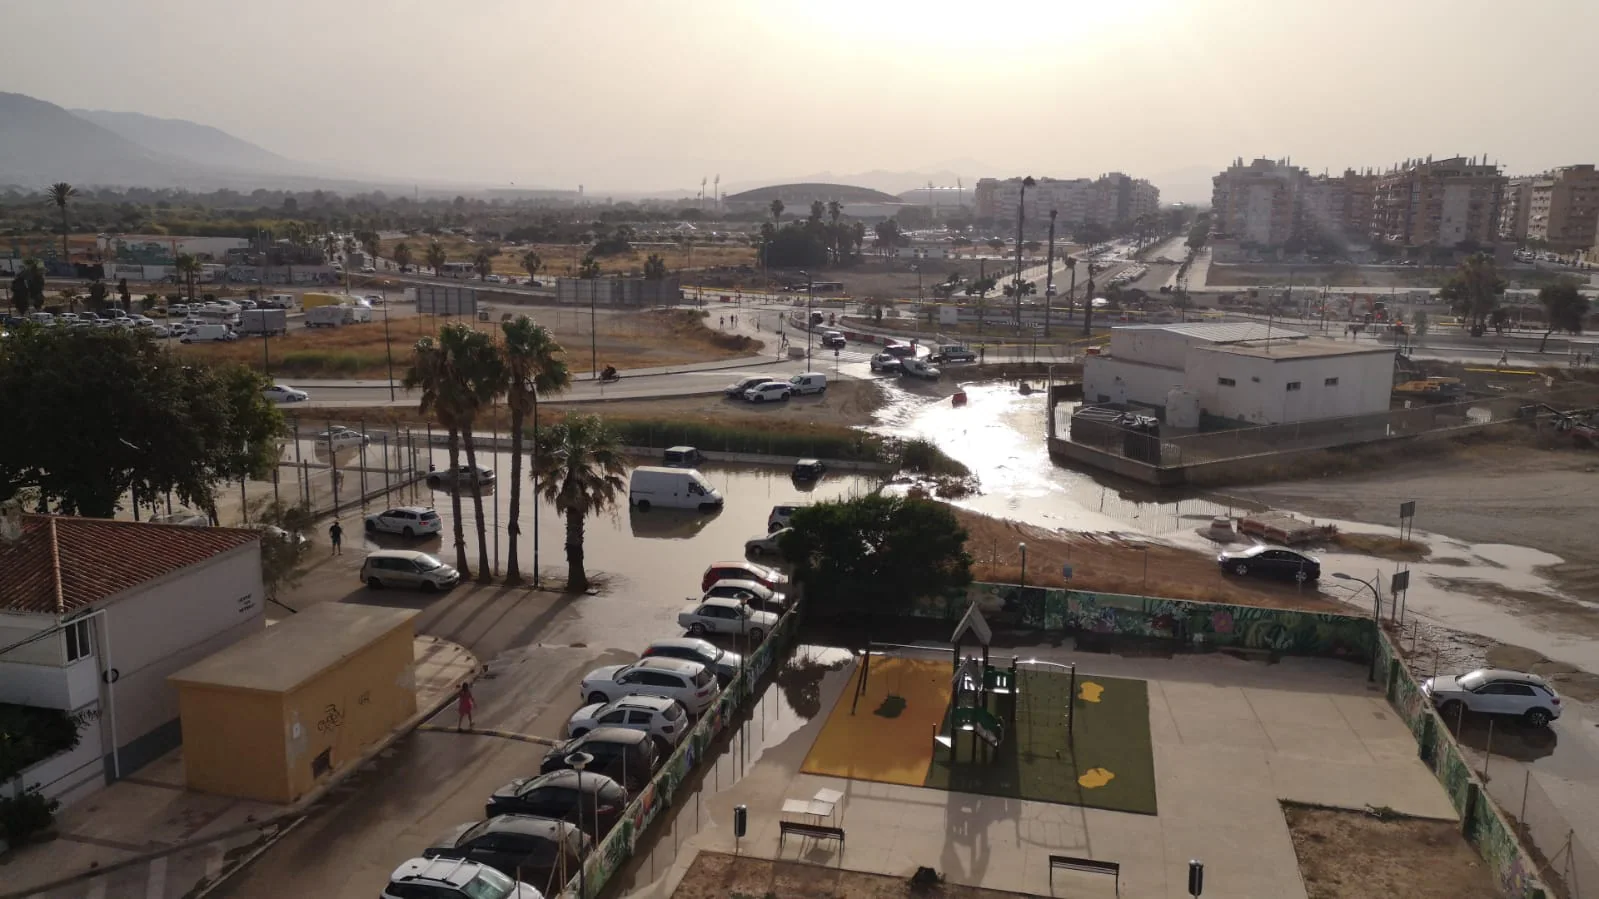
[779,820,845,850]
[1048,855,1120,895]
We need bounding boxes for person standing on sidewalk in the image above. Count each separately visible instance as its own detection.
[456,681,476,731]
[328,521,343,556]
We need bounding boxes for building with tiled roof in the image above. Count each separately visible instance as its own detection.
[0,505,265,806]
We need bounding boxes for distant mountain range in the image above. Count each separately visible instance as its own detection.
[70,107,299,175]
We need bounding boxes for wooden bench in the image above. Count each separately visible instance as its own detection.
[779,820,845,850]
[1048,855,1120,895]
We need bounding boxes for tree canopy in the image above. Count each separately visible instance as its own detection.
[1538,282,1589,335]
[1438,253,1505,335]
[0,326,284,518]
[779,494,972,619]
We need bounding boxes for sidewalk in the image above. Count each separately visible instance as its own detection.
[0,636,478,899]
[289,352,783,391]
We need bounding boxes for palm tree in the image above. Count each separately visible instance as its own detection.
[426,240,448,277]
[769,198,785,225]
[360,230,380,265]
[473,248,494,281]
[438,323,504,580]
[404,336,472,576]
[522,250,542,283]
[48,182,76,263]
[174,253,200,301]
[393,241,413,272]
[342,235,357,258]
[827,200,843,263]
[531,413,627,592]
[500,317,570,584]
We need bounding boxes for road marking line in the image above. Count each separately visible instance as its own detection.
[145,855,167,899]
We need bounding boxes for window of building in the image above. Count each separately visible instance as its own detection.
[1286,381,1302,392]
[1324,377,1339,386]
[1217,377,1236,387]
[64,619,93,662]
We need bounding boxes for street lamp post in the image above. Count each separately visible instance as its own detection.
[1043,209,1057,339]
[382,299,396,402]
[799,270,815,366]
[1018,542,1028,587]
[1013,176,1035,327]
[565,751,594,897]
[1332,572,1383,681]
[589,277,598,379]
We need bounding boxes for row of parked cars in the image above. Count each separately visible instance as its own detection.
[722,372,828,403]
[380,557,794,899]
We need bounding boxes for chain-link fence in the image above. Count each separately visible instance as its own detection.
[1500,769,1599,899]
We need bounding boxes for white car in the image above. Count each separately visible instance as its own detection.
[262,383,309,404]
[678,596,778,641]
[365,506,443,538]
[1421,668,1562,728]
[382,857,543,899]
[579,657,718,715]
[743,381,791,403]
[485,274,504,283]
[129,315,156,327]
[745,528,790,558]
[567,694,690,746]
[316,426,370,449]
[703,578,789,613]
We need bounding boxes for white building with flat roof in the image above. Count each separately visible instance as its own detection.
[1083,322,1395,426]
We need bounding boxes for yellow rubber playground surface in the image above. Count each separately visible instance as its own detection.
[801,656,1158,815]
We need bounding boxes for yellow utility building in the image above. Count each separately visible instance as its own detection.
[169,604,418,804]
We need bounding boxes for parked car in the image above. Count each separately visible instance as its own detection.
[262,383,309,403]
[1422,668,1562,728]
[661,445,705,468]
[640,637,742,686]
[628,466,722,511]
[699,561,789,594]
[745,528,790,558]
[567,694,689,746]
[423,816,588,891]
[381,857,543,899]
[180,323,235,343]
[869,352,902,373]
[792,458,825,481]
[1216,545,1320,583]
[360,550,461,592]
[427,464,497,489]
[820,330,846,349]
[883,340,916,359]
[702,579,789,614]
[316,426,370,449]
[579,657,718,714]
[788,372,827,395]
[931,345,976,363]
[724,375,770,398]
[900,357,941,380]
[767,504,805,533]
[539,726,660,791]
[485,769,628,837]
[743,381,791,403]
[365,506,443,537]
[678,596,778,641]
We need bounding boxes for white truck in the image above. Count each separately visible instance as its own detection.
[628,467,723,512]
[305,304,353,328]
[236,308,288,336]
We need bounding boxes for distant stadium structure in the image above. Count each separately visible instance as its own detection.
[723,182,901,209]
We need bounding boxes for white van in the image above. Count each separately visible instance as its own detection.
[180,323,236,343]
[789,372,827,395]
[629,466,723,512]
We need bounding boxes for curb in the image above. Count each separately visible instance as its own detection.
[0,643,481,899]
[416,724,560,746]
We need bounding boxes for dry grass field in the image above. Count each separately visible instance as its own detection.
[377,237,755,278]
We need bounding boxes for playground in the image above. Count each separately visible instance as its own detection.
[801,650,1158,816]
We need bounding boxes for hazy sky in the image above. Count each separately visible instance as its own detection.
[5,0,1597,198]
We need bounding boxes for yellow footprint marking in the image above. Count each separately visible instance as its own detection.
[1078,681,1104,703]
[1079,767,1116,789]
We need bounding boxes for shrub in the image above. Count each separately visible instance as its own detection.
[897,438,969,477]
[0,704,83,781]
[0,788,60,845]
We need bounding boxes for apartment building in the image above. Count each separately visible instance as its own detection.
[1527,164,1599,252]
[1210,158,1308,246]
[1499,177,1535,242]
[974,173,1158,230]
[1371,156,1505,248]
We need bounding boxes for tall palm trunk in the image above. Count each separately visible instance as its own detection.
[60,209,70,265]
[564,502,587,591]
[503,398,527,584]
[460,427,492,581]
[446,429,470,576]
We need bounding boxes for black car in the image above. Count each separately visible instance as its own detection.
[820,331,846,349]
[485,769,629,837]
[931,345,976,363]
[1217,545,1320,583]
[539,726,659,792]
[792,459,825,482]
[724,375,770,398]
[424,815,590,893]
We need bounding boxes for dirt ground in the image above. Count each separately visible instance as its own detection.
[956,507,1344,612]
[377,236,755,278]
[1283,805,1501,899]
[670,852,1038,899]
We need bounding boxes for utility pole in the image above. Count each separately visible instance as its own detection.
[1013,176,1035,328]
[1082,264,1096,337]
[1044,209,1057,338]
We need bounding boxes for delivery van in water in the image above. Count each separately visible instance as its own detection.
[628,467,723,512]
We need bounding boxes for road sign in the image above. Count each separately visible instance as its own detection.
[1061,564,1073,580]
[1391,570,1410,594]
[1399,501,1416,519]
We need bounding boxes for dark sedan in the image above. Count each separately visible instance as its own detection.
[485,769,629,837]
[1217,545,1320,583]
[424,815,589,893]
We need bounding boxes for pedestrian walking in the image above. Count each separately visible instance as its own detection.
[719,315,725,328]
[456,681,476,731]
[1497,350,1509,368]
[328,521,343,555]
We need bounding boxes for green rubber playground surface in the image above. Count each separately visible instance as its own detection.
[922,669,1158,815]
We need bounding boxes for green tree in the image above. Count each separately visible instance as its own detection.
[117,278,131,312]
[393,241,413,271]
[405,335,472,575]
[1438,252,1505,335]
[442,325,505,579]
[473,248,494,281]
[173,253,200,302]
[20,259,45,312]
[827,200,843,263]
[769,198,785,225]
[578,255,601,279]
[86,279,109,312]
[521,250,542,283]
[48,182,76,263]
[778,495,972,625]
[874,219,904,252]
[0,327,283,518]
[9,273,27,316]
[809,200,825,223]
[426,240,447,277]
[359,230,380,265]
[530,413,627,592]
[1537,282,1589,352]
[253,500,315,602]
[642,254,668,280]
[499,317,570,584]
[986,238,1005,254]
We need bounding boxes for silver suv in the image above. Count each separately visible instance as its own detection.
[1422,668,1562,728]
[360,550,460,593]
